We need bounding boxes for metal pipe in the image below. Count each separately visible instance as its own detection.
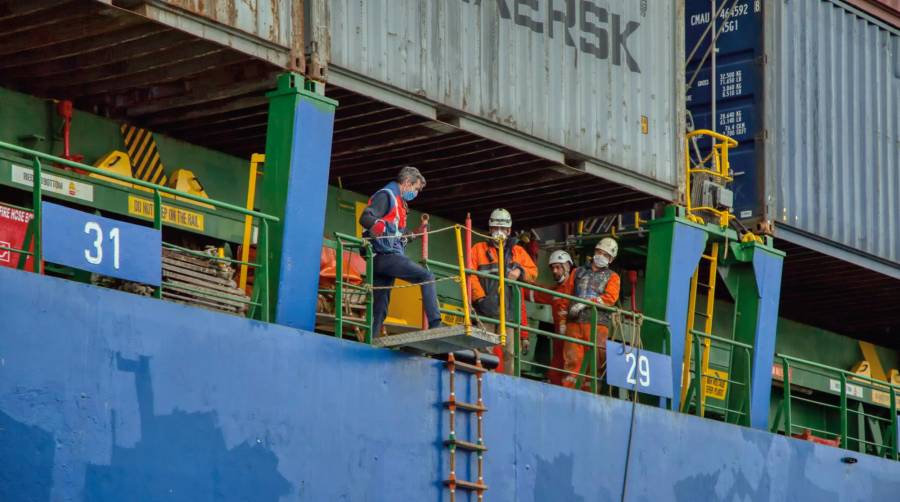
[498,236,506,347]
[454,226,471,335]
[0,141,277,220]
[31,157,42,274]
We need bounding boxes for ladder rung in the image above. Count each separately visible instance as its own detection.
[445,479,488,491]
[697,283,712,288]
[695,313,711,318]
[450,360,487,374]
[445,400,487,412]
[445,439,488,452]
[701,254,716,260]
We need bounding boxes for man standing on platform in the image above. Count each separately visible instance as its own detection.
[359,166,443,336]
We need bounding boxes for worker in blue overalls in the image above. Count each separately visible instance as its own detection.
[359,166,443,336]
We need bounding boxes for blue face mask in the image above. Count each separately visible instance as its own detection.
[401,190,417,201]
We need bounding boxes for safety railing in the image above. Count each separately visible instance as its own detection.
[684,129,738,228]
[319,232,374,343]
[0,140,278,321]
[774,354,899,460]
[681,330,753,423]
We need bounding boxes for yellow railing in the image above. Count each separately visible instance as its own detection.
[684,129,738,227]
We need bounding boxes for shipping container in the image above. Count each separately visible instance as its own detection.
[323,0,685,200]
[129,0,301,69]
[687,0,900,272]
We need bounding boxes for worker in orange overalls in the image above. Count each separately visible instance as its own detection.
[469,208,537,374]
[528,250,576,385]
[562,238,621,389]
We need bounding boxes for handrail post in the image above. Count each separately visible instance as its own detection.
[890,385,898,460]
[364,242,374,344]
[694,334,703,415]
[783,358,792,437]
[498,236,506,347]
[335,237,344,339]
[31,157,42,274]
[453,226,471,335]
[153,189,163,299]
[260,220,270,323]
[840,373,848,448]
[590,306,598,395]
[513,286,521,378]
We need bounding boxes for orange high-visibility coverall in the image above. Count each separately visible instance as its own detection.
[562,271,620,389]
[528,272,576,385]
[468,241,537,373]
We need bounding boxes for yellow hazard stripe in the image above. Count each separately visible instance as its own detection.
[121,123,167,184]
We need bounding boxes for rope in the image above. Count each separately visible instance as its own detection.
[619,310,644,502]
[359,224,457,242]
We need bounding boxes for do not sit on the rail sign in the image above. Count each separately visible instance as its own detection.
[42,202,161,286]
[605,340,673,399]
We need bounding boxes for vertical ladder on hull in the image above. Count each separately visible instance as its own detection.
[443,352,488,501]
[681,242,719,416]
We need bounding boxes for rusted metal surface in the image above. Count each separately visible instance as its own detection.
[146,0,292,48]
[0,0,280,159]
[845,0,900,27]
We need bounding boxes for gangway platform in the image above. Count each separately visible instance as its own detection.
[372,325,500,355]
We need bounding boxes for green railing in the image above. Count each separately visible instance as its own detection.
[0,141,279,321]
[681,330,753,423]
[426,260,671,395]
[319,233,374,343]
[775,353,899,460]
[320,228,672,400]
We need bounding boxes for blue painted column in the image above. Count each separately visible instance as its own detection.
[258,73,338,329]
[748,248,784,429]
[643,211,708,411]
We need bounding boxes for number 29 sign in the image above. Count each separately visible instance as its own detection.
[42,202,161,286]
[605,340,673,399]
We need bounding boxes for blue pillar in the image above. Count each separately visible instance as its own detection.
[258,74,337,330]
[748,248,784,429]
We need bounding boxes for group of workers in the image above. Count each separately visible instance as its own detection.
[360,167,620,388]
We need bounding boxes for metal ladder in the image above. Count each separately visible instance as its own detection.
[681,242,720,416]
[443,352,488,501]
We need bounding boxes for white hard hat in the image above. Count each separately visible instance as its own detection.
[548,250,573,267]
[489,208,512,228]
[596,237,618,259]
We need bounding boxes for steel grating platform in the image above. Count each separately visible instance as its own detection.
[372,325,500,355]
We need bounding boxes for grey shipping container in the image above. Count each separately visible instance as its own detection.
[765,0,900,271]
[323,0,686,200]
[127,0,301,68]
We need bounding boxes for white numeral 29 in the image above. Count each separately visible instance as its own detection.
[84,222,120,269]
[625,353,651,387]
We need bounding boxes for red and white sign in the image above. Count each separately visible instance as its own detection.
[0,203,35,271]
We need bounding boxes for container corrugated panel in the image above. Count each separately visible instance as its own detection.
[156,0,293,47]
[328,0,683,188]
[767,0,900,262]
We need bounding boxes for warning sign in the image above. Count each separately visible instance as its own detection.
[0,203,35,271]
[704,369,729,401]
[128,195,204,231]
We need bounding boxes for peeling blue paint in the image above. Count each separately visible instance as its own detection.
[1,267,899,501]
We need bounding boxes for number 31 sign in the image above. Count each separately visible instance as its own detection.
[42,202,161,286]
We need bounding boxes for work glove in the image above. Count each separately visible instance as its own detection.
[559,323,567,336]
[521,335,531,353]
[568,302,587,319]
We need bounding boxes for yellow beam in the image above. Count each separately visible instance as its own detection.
[859,341,888,382]
[238,153,264,291]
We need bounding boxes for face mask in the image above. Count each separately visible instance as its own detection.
[401,190,417,201]
[555,271,569,284]
[491,229,509,240]
[593,255,610,268]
